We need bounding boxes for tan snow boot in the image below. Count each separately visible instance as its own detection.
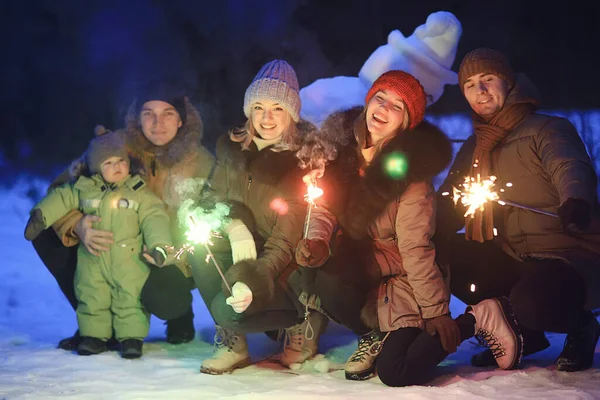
[200,325,251,374]
[280,311,329,367]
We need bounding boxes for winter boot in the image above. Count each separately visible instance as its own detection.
[467,297,523,370]
[77,337,108,356]
[166,307,195,344]
[345,330,387,381]
[200,325,251,374]
[472,328,550,367]
[106,335,120,352]
[121,339,144,359]
[58,330,81,351]
[280,312,329,367]
[557,317,600,372]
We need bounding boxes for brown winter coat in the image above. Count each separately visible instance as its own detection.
[50,98,215,278]
[301,108,454,331]
[210,126,313,314]
[437,112,600,308]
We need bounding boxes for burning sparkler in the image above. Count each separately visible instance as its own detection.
[187,215,232,295]
[302,174,324,239]
[451,174,500,218]
[443,172,559,219]
[173,199,232,294]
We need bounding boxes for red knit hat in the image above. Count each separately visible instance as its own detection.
[365,70,426,129]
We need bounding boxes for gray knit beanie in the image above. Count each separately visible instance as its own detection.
[243,60,301,122]
[87,130,130,175]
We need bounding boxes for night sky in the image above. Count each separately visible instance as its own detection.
[2,0,599,173]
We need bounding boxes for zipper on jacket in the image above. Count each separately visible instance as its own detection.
[384,280,389,304]
[151,157,156,176]
[247,173,253,191]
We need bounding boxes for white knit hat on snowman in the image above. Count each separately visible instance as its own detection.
[359,11,462,105]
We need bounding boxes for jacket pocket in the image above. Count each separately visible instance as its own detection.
[115,233,143,255]
[385,276,422,330]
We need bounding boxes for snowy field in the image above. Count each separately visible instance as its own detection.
[2,109,600,399]
[2,179,600,399]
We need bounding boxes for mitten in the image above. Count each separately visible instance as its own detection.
[226,219,257,263]
[24,209,46,241]
[295,238,330,268]
[558,198,591,234]
[225,281,253,313]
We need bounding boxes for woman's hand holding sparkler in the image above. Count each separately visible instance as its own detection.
[225,219,257,263]
[225,282,253,313]
[295,238,330,268]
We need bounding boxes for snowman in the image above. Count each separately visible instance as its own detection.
[300,11,462,127]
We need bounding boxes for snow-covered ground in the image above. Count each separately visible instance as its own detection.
[2,175,600,399]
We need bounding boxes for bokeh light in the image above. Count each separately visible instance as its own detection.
[383,151,408,179]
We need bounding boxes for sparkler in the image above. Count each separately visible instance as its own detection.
[187,215,232,295]
[443,173,558,219]
[450,174,500,218]
[302,176,324,239]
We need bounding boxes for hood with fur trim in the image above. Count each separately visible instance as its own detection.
[317,107,453,239]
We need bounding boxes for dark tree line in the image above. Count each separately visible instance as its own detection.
[1,0,599,177]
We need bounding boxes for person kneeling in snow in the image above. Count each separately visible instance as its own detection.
[435,48,600,372]
[190,60,327,375]
[24,130,173,359]
[290,70,524,386]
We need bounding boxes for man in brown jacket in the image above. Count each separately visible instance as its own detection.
[435,48,600,372]
[32,84,215,350]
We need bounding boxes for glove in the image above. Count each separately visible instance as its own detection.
[143,246,175,267]
[295,238,330,268]
[24,208,46,241]
[225,281,253,313]
[424,314,461,354]
[558,198,591,234]
[226,219,257,263]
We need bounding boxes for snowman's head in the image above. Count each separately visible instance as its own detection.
[358,11,462,106]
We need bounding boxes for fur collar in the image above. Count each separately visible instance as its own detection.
[320,108,453,238]
[124,97,204,168]
[216,120,317,186]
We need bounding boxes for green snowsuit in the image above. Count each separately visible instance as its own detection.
[33,174,172,341]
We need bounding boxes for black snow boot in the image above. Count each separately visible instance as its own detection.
[106,335,120,352]
[557,317,600,372]
[121,339,144,359]
[58,330,81,351]
[166,307,195,344]
[77,337,108,356]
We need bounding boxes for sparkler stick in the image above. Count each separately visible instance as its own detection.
[302,178,324,239]
[188,215,232,295]
[496,200,558,218]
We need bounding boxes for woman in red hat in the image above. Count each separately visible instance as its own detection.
[290,70,524,386]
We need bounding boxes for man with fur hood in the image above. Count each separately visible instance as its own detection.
[25,130,172,359]
[435,48,600,372]
[31,85,215,350]
[291,71,524,386]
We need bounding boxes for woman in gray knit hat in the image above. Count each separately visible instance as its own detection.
[190,60,328,374]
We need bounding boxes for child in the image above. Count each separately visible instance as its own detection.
[25,130,173,359]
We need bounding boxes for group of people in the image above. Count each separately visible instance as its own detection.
[25,48,600,387]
